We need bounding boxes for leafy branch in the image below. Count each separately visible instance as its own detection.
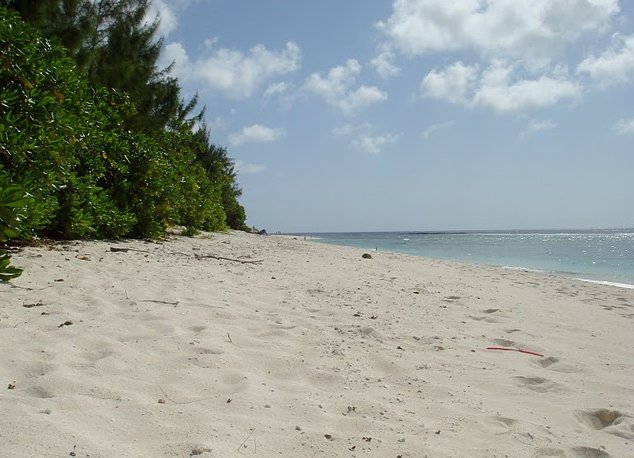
[0,172,28,281]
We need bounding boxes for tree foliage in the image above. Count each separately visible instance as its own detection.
[0,2,247,255]
[0,170,26,281]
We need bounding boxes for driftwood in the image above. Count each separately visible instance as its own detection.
[193,253,263,264]
[139,299,179,305]
[109,247,150,253]
[168,251,263,264]
[109,245,262,264]
[109,245,261,264]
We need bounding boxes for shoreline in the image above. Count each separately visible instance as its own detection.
[574,277,634,290]
[2,231,633,457]
[307,234,634,290]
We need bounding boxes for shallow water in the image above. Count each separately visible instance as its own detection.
[303,229,634,287]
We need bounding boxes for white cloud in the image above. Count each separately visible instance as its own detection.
[353,133,401,155]
[421,61,479,104]
[165,41,301,99]
[333,123,399,154]
[613,118,634,135]
[521,119,557,137]
[378,0,619,63]
[339,86,388,114]
[228,124,285,147]
[370,51,401,78]
[576,34,634,86]
[163,42,189,68]
[263,82,290,98]
[308,59,361,93]
[474,64,581,112]
[421,61,581,112]
[375,0,630,113]
[234,160,266,174]
[421,121,454,138]
[146,0,179,37]
[305,60,387,115]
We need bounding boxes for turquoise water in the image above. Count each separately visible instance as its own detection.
[304,229,634,288]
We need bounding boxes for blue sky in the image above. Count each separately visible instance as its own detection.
[151,0,634,232]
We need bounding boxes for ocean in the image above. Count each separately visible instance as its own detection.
[303,229,634,288]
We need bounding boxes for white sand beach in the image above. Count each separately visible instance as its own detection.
[1,231,633,457]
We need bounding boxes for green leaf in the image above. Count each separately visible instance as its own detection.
[0,251,22,282]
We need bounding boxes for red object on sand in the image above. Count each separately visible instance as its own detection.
[486,346,544,357]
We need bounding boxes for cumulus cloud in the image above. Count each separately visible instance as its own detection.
[145,0,179,37]
[228,124,285,147]
[577,34,634,86]
[340,86,387,114]
[421,121,454,139]
[378,0,619,63]
[613,118,634,135]
[164,41,301,99]
[353,133,401,155]
[370,51,401,78]
[473,64,581,112]
[421,61,479,104]
[421,61,581,112]
[163,42,189,68]
[376,0,627,113]
[305,60,387,115]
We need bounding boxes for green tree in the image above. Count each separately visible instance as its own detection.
[2,0,97,67]
[194,127,248,231]
[88,0,170,131]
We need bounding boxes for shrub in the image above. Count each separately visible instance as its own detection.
[0,7,136,238]
[1,7,234,244]
[0,170,27,281]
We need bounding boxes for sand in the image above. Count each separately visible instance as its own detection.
[1,231,633,457]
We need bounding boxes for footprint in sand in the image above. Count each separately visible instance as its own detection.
[355,326,384,341]
[82,347,113,362]
[533,447,566,457]
[492,338,516,347]
[534,356,580,374]
[482,415,518,434]
[26,385,55,399]
[24,361,54,378]
[576,409,634,440]
[256,324,297,338]
[468,315,500,323]
[214,371,249,394]
[469,308,508,323]
[569,446,611,457]
[513,375,565,393]
[197,348,224,355]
